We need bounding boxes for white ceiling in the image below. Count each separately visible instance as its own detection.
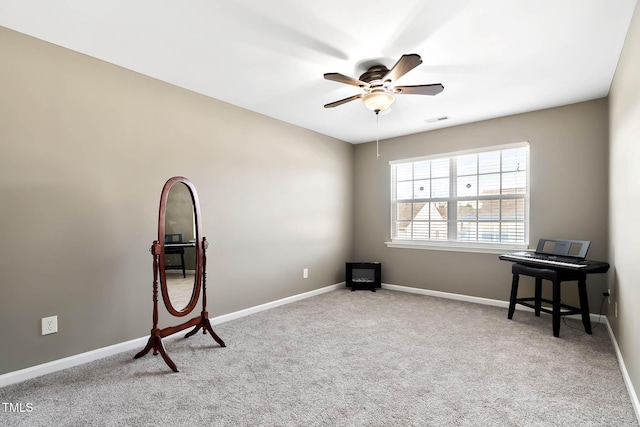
[1,0,637,144]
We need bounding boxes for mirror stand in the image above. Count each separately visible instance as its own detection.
[134,237,225,372]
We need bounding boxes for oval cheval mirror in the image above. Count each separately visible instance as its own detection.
[134,176,226,372]
[159,179,200,315]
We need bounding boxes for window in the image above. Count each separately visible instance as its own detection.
[388,143,529,252]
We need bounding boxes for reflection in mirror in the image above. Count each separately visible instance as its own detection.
[164,182,197,312]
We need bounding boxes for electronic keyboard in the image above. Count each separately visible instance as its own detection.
[499,252,588,269]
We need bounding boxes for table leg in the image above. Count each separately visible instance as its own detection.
[508,273,519,319]
[577,277,592,334]
[552,280,561,337]
[534,278,542,317]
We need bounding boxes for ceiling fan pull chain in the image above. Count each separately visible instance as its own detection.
[376,110,380,159]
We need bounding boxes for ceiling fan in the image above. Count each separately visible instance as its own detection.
[323,53,444,113]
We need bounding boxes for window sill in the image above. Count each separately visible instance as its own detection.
[384,241,529,255]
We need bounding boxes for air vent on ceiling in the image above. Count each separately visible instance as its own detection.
[425,115,450,123]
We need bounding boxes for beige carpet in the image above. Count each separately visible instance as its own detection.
[0,289,637,426]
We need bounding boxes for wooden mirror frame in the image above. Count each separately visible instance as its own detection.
[135,176,225,372]
[158,176,202,317]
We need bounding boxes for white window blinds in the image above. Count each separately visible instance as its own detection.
[390,143,529,249]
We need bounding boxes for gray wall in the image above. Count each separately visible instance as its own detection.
[0,27,354,375]
[353,99,609,310]
[609,1,640,413]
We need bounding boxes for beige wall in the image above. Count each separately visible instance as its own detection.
[0,27,354,375]
[353,99,609,309]
[609,2,640,413]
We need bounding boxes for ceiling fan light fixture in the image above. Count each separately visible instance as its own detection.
[324,54,442,112]
[362,89,394,112]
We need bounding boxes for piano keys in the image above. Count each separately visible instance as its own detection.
[499,252,610,274]
[499,252,588,269]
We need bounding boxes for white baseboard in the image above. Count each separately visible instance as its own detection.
[0,282,344,388]
[382,282,604,323]
[382,282,510,308]
[210,282,344,325]
[0,337,149,388]
[604,316,640,422]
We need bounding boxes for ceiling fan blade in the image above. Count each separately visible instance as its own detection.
[394,84,444,96]
[383,54,423,83]
[324,94,363,108]
[324,73,368,87]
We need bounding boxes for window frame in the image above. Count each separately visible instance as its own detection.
[386,142,530,254]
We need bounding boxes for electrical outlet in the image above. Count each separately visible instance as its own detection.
[41,316,58,335]
[303,268,308,279]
